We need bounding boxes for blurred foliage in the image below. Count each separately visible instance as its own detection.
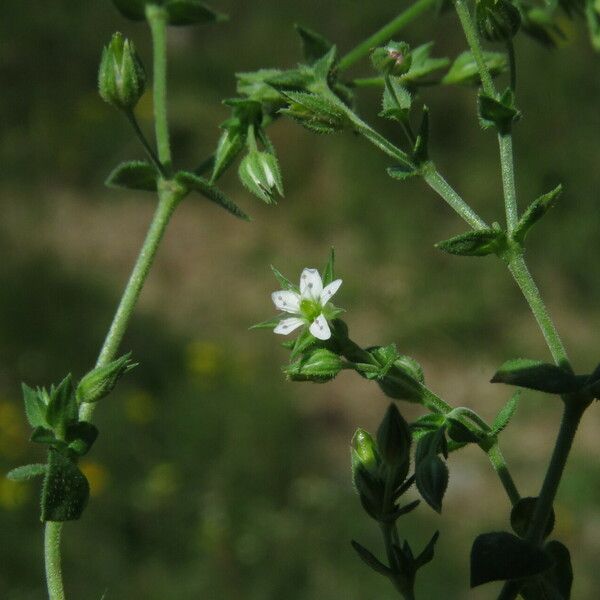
[0,1,599,599]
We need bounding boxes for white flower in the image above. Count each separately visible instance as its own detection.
[271,268,342,340]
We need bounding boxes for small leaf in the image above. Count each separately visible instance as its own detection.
[511,497,555,539]
[279,91,346,134]
[442,51,507,86]
[351,540,392,576]
[401,42,449,86]
[415,455,448,513]
[436,228,507,257]
[491,358,579,394]
[176,171,250,220]
[164,0,227,26]
[380,77,412,122]
[30,427,59,446]
[105,161,158,192]
[46,375,77,431]
[470,531,554,587]
[249,316,283,331]
[513,185,562,245]
[478,88,521,133]
[22,383,47,428]
[294,24,333,63]
[6,463,47,482]
[543,540,573,599]
[66,422,99,457]
[415,531,440,569]
[387,165,419,181]
[491,391,520,435]
[322,247,335,287]
[41,450,90,522]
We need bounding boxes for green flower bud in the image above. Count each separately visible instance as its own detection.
[98,32,147,111]
[376,404,412,472]
[76,354,135,404]
[351,429,379,475]
[370,41,412,76]
[211,126,245,182]
[284,348,344,383]
[238,150,283,204]
[476,0,521,42]
[279,91,346,135]
[351,429,385,519]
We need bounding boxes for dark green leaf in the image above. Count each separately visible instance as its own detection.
[491,359,579,394]
[111,0,147,21]
[176,171,250,220]
[478,89,521,133]
[491,391,520,435]
[436,228,507,257]
[41,450,90,522]
[415,455,448,513]
[105,161,158,192]
[387,165,419,181]
[392,498,421,518]
[6,463,47,482]
[446,417,482,444]
[46,375,77,430]
[377,404,412,469]
[30,427,59,446]
[322,247,335,286]
[164,1,227,26]
[513,185,562,245]
[294,24,333,63]
[543,540,573,599]
[511,497,555,539]
[351,540,392,576]
[22,383,47,428]
[415,531,440,569]
[442,51,507,86]
[470,531,554,587]
[66,422,99,457]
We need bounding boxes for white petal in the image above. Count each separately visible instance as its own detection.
[309,314,331,340]
[299,268,323,299]
[271,290,301,314]
[320,279,342,305]
[274,317,305,335]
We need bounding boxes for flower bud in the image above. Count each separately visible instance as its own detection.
[351,429,385,519]
[211,126,245,182]
[238,150,283,204]
[279,92,346,135]
[370,41,412,76]
[351,429,379,476]
[98,32,147,111]
[476,0,521,42]
[376,404,412,472]
[76,354,135,404]
[284,348,343,383]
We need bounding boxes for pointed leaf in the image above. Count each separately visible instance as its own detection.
[436,228,507,257]
[105,161,158,192]
[270,265,297,292]
[491,359,578,394]
[442,51,507,86]
[22,383,47,428]
[415,531,440,569]
[478,89,521,133]
[46,375,77,430]
[542,540,573,599]
[249,316,283,331]
[30,427,59,446]
[294,24,333,63]
[351,540,392,576]
[6,463,47,482]
[492,391,520,435]
[322,247,335,286]
[164,0,227,26]
[513,185,562,244]
[65,422,99,457]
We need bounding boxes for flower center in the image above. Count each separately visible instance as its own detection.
[300,298,322,322]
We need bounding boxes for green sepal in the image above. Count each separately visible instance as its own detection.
[65,422,99,457]
[22,383,48,428]
[105,161,158,192]
[478,88,521,134]
[322,247,336,287]
[249,315,283,331]
[387,165,419,181]
[284,348,343,383]
[380,77,412,122]
[210,127,245,183]
[46,375,77,431]
[6,464,47,482]
[76,354,135,404]
[294,24,333,63]
[511,497,555,539]
[290,328,318,359]
[371,41,412,77]
[175,171,250,220]
[491,358,579,394]
[413,106,429,164]
[491,391,520,435]
[238,150,284,204]
[311,46,338,83]
[279,91,346,134]
[164,0,227,26]
[41,450,90,522]
[470,531,554,587]
[351,540,392,576]
[436,228,507,257]
[415,429,448,513]
[442,51,507,86]
[513,185,562,245]
[400,42,449,87]
[270,265,298,292]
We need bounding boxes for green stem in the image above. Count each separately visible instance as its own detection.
[507,40,516,92]
[124,110,167,177]
[44,523,65,600]
[508,255,571,370]
[348,76,385,88]
[146,5,172,170]
[486,443,520,506]
[338,0,437,72]
[498,133,518,233]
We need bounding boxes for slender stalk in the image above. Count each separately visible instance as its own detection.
[507,40,516,92]
[124,110,166,177]
[146,5,172,169]
[486,443,520,506]
[44,523,65,600]
[498,133,518,233]
[338,0,437,72]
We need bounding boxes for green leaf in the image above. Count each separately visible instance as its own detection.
[470,531,553,587]
[105,161,158,192]
[415,454,448,513]
[478,88,521,133]
[176,171,250,220]
[30,427,60,446]
[513,185,562,245]
[164,0,227,26]
[436,228,507,257]
[351,540,392,576]
[387,165,419,181]
[442,51,507,86]
[65,422,99,457]
[22,383,47,428]
[401,42,449,86]
[491,358,579,394]
[413,106,429,164]
[377,404,412,469]
[46,375,77,431]
[279,91,346,134]
[415,530,440,569]
[249,316,283,331]
[6,463,47,482]
[380,77,412,122]
[284,348,343,383]
[41,450,90,522]
[270,265,298,292]
[542,540,573,599]
[294,24,333,63]
[446,417,483,444]
[322,247,335,287]
[491,391,520,435]
[511,497,555,539]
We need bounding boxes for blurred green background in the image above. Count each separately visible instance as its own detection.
[1,1,599,598]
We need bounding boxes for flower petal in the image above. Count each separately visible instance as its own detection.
[300,268,323,299]
[320,279,342,305]
[309,314,331,340]
[274,317,305,335]
[271,290,301,313]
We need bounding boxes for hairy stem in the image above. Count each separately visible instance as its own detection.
[44,523,65,600]
[486,443,520,506]
[124,110,166,177]
[498,133,519,234]
[338,0,437,72]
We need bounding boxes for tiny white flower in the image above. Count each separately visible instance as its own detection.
[271,268,342,340]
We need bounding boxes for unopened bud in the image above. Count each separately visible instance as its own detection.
[476,0,521,42]
[279,92,346,134]
[76,354,135,404]
[98,32,147,111]
[285,348,343,383]
[371,41,412,76]
[376,404,412,470]
[238,149,283,204]
[351,429,379,475]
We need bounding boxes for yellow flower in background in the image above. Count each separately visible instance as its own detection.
[0,401,27,459]
[0,478,28,510]
[124,390,156,425]
[186,340,222,379]
[79,461,109,498]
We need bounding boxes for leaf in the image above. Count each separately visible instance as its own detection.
[322,247,335,286]
[436,228,507,257]
[351,540,392,576]
[105,161,158,192]
[543,540,573,599]
[211,127,245,183]
[41,450,90,522]
[415,455,448,513]
[294,24,333,63]
[491,359,579,394]
[164,1,227,26]
[175,171,250,220]
[6,464,47,482]
[46,375,77,431]
[446,417,482,444]
[387,165,419,181]
[513,185,562,245]
[65,422,99,457]
[442,51,507,86]
[478,88,521,133]
[30,427,60,446]
[380,77,412,122]
[111,0,147,21]
[401,42,450,85]
[470,531,554,587]
[22,383,47,428]
[279,91,346,134]
[270,265,298,292]
[249,316,283,331]
[511,497,555,539]
[415,531,440,569]
[491,391,520,435]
